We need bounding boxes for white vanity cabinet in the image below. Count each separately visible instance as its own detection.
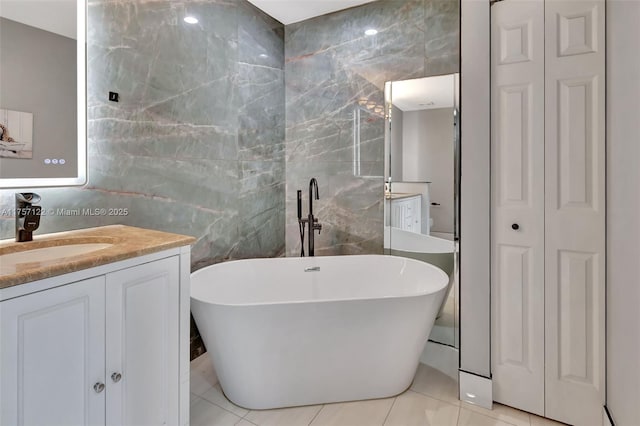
[390,194,422,233]
[0,248,190,426]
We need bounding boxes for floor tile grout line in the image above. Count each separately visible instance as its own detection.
[409,387,461,408]
[462,402,532,426]
[307,404,325,426]
[462,407,521,426]
[235,418,258,426]
[380,396,398,426]
[196,388,250,420]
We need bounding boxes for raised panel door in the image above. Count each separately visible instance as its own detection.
[0,276,106,426]
[105,257,180,426]
[491,0,545,415]
[544,1,606,424]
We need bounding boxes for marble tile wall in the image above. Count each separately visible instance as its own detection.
[284,0,459,256]
[0,0,286,271]
[0,0,285,360]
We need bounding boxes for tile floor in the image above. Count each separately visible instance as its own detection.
[190,354,566,426]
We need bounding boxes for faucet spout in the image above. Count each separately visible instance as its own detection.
[309,178,319,216]
[15,192,42,242]
[306,178,322,256]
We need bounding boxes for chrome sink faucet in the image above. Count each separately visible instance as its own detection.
[15,192,42,242]
[297,179,322,256]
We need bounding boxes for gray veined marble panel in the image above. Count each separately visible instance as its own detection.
[235,160,286,259]
[285,160,383,256]
[346,52,426,91]
[89,155,240,205]
[285,51,352,125]
[285,52,386,166]
[238,0,284,69]
[87,111,238,160]
[285,0,424,58]
[284,0,459,256]
[424,0,460,75]
[357,107,385,165]
[3,0,286,268]
[285,1,426,91]
[237,63,285,161]
[425,53,459,77]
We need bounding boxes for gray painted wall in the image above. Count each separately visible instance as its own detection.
[460,0,491,378]
[401,107,454,234]
[0,18,77,179]
[1,0,286,270]
[284,0,459,256]
[606,1,640,423]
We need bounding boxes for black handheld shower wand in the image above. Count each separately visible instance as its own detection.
[297,190,305,256]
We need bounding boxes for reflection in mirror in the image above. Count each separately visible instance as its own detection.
[0,0,86,188]
[384,74,459,347]
[353,100,384,179]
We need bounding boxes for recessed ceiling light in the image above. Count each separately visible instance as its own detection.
[365,28,378,36]
[184,16,198,24]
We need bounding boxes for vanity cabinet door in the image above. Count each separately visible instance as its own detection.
[0,276,106,426]
[105,256,180,426]
[390,195,422,233]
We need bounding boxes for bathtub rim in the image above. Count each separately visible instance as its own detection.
[383,226,456,254]
[190,254,449,308]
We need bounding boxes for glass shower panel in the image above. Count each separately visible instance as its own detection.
[384,74,459,348]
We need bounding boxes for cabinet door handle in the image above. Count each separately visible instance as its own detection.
[512,223,520,230]
[93,382,105,393]
[111,372,122,383]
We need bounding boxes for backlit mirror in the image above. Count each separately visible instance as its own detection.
[353,97,385,179]
[384,74,460,347]
[0,0,86,188]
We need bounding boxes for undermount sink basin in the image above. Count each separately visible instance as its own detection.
[0,237,117,271]
[1,243,114,265]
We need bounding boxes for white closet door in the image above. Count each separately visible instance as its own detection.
[544,1,606,424]
[490,0,545,416]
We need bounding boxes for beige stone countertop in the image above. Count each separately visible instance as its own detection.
[0,225,196,289]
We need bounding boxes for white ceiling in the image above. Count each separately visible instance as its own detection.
[0,1,376,38]
[247,0,377,25]
[391,75,455,112]
[0,0,76,39]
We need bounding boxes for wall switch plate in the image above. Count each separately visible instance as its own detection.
[109,92,119,102]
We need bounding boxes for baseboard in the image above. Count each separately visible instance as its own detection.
[603,406,615,426]
[420,341,459,380]
[459,370,492,409]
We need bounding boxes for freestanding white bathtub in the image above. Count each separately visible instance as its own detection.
[383,226,455,275]
[384,227,455,318]
[191,255,449,410]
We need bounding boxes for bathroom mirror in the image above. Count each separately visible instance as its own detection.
[0,0,86,188]
[384,74,460,348]
[352,98,385,179]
